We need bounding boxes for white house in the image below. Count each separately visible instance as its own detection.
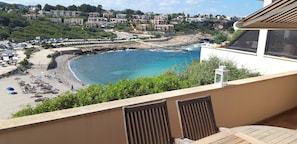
[186,17,206,23]
[64,18,84,26]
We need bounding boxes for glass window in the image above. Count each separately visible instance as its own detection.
[265,30,297,59]
[228,30,259,53]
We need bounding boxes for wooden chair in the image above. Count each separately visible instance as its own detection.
[177,95,218,140]
[123,100,173,144]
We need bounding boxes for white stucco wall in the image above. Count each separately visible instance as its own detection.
[200,46,297,75]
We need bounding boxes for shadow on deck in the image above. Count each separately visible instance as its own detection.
[256,106,297,129]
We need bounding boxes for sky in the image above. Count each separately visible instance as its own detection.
[2,0,264,17]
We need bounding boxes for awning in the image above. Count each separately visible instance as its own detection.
[235,0,297,30]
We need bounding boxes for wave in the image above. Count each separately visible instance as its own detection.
[163,49,183,53]
[125,48,137,51]
[149,49,161,52]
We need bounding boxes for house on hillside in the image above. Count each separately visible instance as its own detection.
[116,14,126,19]
[50,10,81,17]
[136,24,151,31]
[186,17,206,23]
[64,18,84,26]
[102,11,113,18]
[154,24,174,31]
[49,18,62,23]
[109,18,127,24]
[132,15,150,24]
[23,14,41,20]
[28,6,40,13]
[88,12,101,17]
[85,17,108,28]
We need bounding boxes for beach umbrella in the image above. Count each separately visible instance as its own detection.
[6,87,14,91]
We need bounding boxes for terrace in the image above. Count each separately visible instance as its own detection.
[0,70,296,143]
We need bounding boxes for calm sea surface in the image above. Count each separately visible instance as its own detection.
[69,45,201,85]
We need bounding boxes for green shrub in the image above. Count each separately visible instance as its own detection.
[178,56,260,87]
[229,30,244,42]
[24,48,33,59]
[214,32,228,44]
[12,56,260,118]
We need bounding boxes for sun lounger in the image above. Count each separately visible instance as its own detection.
[34,97,49,102]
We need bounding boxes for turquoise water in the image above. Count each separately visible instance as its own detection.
[69,47,200,85]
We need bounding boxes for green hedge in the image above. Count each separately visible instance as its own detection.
[12,56,260,118]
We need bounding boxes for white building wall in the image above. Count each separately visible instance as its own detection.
[256,0,273,58]
[200,46,297,75]
[256,30,268,57]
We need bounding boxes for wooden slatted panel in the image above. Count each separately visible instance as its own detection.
[241,0,295,22]
[236,0,297,29]
[123,100,172,144]
[280,10,297,23]
[177,95,218,140]
[269,9,297,23]
[262,6,296,23]
[278,9,297,23]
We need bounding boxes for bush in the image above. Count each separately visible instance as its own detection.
[178,56,260,87]
[229,30,244,42]
[214,32,228,44]
[24,48,33,59]
[12,56,260,118]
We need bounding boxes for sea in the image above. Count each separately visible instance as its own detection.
[69,43,201,85]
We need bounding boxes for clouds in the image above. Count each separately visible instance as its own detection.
[185,0,204,5]
[156,0,180,6]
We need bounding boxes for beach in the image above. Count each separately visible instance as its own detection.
[0,33,211,120]
[0,48,85,120]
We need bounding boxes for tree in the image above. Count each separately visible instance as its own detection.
[55,5,66,10]
[79,4,96,12]
[68,5,78,11]
[0,14,10,26]
[214,32,228,44]
[123,9,134,19]
[10,4,18,9]
[96,5,103,14]
[0,31,9,40]
[36,4,42,10]
[135,10,144,15]
[43,4,55,11]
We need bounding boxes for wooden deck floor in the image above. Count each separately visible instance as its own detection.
[256,107,297,130]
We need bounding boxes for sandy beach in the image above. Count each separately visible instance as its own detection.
[0,48,85,120]
[0,33,211,120]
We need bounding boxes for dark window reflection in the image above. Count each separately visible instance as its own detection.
[228,30,259,53]
[266,30,297,59]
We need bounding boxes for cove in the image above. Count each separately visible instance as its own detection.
[69,47,201,85]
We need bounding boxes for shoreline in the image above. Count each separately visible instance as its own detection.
[0,33,211,120]
[48,54,86,90]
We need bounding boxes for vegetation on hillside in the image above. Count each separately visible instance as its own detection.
[0,11,117,42]
[12,56,260,118]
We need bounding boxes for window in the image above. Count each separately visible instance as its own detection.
[265,30,297,59]
[228,30,259,53]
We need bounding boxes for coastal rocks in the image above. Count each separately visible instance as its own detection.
[80,47,136,54]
